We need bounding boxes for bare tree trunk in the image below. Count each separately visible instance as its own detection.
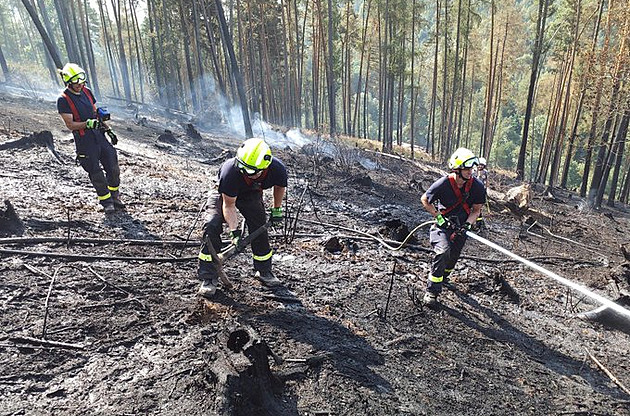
[215,0,253,137]
[439,0,449,157]
[409,0,416,159]
[481,0,495,157]
[591,11,628,206]
[110,0,132,103]
[486,21,507,159]
[0,43,10,82]
[53,0,78,62]
[447,0,463,155]
[192,0,206,106]
[607,107,629,206]
[19,0,62,68]
[516,0,549,180]
[326,0,336,136]
[427,0,439,157]
[200,0,227,98]
[36,0,61,79]
[146,0,163,102]
[78,0,100,97]
[456,0,471,148]
[178,0,197,112]
[549,51,573,188]
[352,0,372,137]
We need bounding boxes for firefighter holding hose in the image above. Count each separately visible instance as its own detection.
[420,148,486,306]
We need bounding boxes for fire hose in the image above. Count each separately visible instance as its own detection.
[466,230,630,320]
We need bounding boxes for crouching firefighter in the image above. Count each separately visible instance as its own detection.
[420,147,486,306]
[197,138,288,298]
[57,63,123,214]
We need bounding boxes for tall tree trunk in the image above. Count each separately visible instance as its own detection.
[561,0,595,188]
[0,43,10,82]
[215,0,253,137]
[110,0,132,103]
[456,0,471,148]
[427,0,439,157]
[409,0,416,159]
[516,0,549,180]
[20,0,62,68]
[439,0,449,157]
[352,0,372,137]
[178,0,197,112]
[606,107,629,206]
[481,0,495,157]
[53,0,78,62]
[447,0,463,155]
[590,10,628,206]
[326,0,336,136]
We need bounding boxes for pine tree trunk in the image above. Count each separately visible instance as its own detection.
[215,0,253,137]
[516,0,549,180]
[20,0,62,68]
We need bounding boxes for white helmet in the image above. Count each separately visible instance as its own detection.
[478,157,487,166]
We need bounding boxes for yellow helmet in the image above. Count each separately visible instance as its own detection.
[60,63,86,85]
[236,138,273,175]
[448,148,478,170]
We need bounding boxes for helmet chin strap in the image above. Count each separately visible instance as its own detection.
[454,169,472,181]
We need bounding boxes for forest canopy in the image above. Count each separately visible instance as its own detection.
[1,0,629,207]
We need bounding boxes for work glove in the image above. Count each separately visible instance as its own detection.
[457,222,472,235]
[435,214,453,230]
[228,229,242,247]
[85,119,101,129]
[270,207,283,226]
[105,130,118,145]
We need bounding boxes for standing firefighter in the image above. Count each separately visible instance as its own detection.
[420,148,486,306]
[197,138,287,298]
[475,157,489,188]
[56,63,123,213]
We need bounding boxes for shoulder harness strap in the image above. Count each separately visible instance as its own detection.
[61,88,96,137]
[440,173,473,216]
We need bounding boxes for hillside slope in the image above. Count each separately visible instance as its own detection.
[1,89,629,416]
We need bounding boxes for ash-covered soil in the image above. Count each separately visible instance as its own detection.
[1,88,630,416]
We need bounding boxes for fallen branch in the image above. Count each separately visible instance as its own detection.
[0,236,200,246]
[87,266,146,309]
[9,335,85,350]
[79,298,144,310]
[585,348,630,396]
[291,219,603,266]
[0,248,195,262]
[42,266,64,339]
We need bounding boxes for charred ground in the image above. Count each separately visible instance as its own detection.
[1,89,629,415]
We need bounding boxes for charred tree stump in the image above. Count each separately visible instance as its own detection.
[0,200,24,237]
[225,327,285,416]
[0,131,64,164]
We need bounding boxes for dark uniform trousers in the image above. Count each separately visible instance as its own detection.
[198,189,272,281]
[76,133,120,202]
[427,225,467,294]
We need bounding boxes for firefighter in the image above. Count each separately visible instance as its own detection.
[197,138,287,298]
[420,148,486,306]
[475,157,489,188]
[56,63,123,213]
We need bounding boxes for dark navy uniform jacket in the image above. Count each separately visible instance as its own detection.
[56,87,104,153]
[424,175,486,225]
[218,157,288,198]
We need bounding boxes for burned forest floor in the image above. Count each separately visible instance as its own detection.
[1,88,630,416]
